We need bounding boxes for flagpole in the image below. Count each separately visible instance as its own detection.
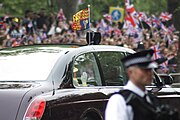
[88,4,91,45]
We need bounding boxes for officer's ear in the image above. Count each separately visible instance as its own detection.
[127,66,137,76]
[127,67,133,76]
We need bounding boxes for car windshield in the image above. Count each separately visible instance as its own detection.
[0,46,67,81]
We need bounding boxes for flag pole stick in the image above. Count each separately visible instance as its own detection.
[88,4,91,45]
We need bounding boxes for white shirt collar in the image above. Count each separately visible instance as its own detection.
[124,81,147,97]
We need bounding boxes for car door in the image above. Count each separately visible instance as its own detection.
[49,52,105,120]
[94,51,180,119]
[92,51,128,118]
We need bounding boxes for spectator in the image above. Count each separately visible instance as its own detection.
[0,8,178,74]
[36,8,48,31]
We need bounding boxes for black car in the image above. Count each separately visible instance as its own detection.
[0,44,179,120]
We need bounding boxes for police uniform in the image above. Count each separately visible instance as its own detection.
[105,49,159,120]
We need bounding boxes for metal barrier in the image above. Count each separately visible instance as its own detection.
[169,73,180,83]
[157,73,180,83]
[169,73,180,76]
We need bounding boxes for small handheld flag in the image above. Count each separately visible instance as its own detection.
[160,12,172,22]
[72,8,90,31]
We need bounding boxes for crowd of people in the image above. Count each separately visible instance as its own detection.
[0,8,179,73]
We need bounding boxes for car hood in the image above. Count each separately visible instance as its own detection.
[0,82,39,120]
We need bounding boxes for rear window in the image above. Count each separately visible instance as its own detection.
[0,47,64,81]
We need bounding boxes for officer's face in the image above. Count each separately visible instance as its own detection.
[139,68,153,85]
[128,67,153,87]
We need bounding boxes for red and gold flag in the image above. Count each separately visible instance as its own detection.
[72,8,90,31]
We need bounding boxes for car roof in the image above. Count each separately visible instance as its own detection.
[0,44,135,81]
[92,45,135,53]
[0,44,135,54]
[69,45,135,54]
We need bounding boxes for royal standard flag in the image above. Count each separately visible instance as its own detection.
[72,8,90,31]
[109,7,124,22]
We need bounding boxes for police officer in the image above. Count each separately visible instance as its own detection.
[105,49,159,120]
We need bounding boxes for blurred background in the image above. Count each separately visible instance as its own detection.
[0,0,177,21]
[0,0,179,75]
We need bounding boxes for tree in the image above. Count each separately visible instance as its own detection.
[56,0,79,21]
[135,0,167,15]
[0,0,168,21]
[0,0,47,16]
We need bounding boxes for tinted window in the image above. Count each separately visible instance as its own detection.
[95,52,127,86]
[73,53,101,87]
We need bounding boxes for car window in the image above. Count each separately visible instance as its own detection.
[73,53,102,87]
[94,51,127,86]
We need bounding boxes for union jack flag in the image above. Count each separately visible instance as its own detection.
[57,9,66,22]
[113,25,121,35]
[151,45,161,60]
[168,24,176,33]
[161,61,169,73]
[151,15,168,32]
[124,0,139,28]
[137,12,147,21]
[152,45,169,72]
[160,12,172,22]
[124,13,136,27]
[103,14,112,23]
[145,18,152,27]
[151,45,170,72]
[151,15,161,27]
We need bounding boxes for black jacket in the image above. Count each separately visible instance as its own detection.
[118,90,179,120]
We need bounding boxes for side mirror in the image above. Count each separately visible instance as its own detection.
[158,74,173,85]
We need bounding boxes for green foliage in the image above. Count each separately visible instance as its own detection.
[0,0,167,19]
[78,0,167,21]
[0,0,48,16]
[135,0,167,16]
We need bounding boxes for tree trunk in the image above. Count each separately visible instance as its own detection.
[168,0,180,81]
[57,0,79,21]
